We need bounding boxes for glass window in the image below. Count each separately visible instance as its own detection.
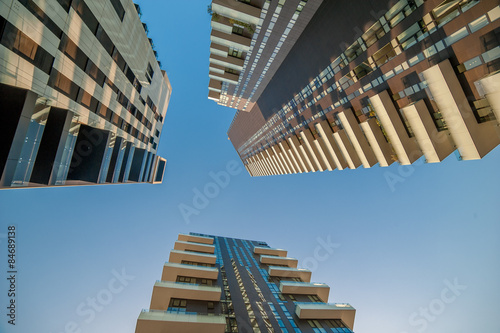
[96,25,114,55]
[232,25,244,36]
[72,0,99,34]
[372,42,396,67]
[110,0,126,21]
[468,15,489,34]
[362,21,385,47]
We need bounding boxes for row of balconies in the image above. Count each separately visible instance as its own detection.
[207,0,262,102]
[252,244,356,329]
[136,233,225,333]
[136,233,356,332]
[244,60,500,176]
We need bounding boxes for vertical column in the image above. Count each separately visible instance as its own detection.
[118,142,134,182]
[30,107,74,185]
[0,88,38,187]
[401,100,455,163]
[370,90,422,165]
[477,71,500,124]
[288,136,312,172]
[337,109,377,168]
[272,145,291,174]
[266,148,283,174]
[278,141,299,173]
[422,59,500,160]
[315,121,347,170]
[299,130,325,171]
[332,130,361,169]
[359,118,394,167]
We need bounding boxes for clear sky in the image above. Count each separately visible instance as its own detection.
[1,1,499,333]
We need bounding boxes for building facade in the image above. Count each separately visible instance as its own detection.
[0,0,171,189]
[208,0,500,177]
[135,233,355,333]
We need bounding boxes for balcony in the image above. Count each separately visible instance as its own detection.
[422,59,500,160]
[210,30,251,52]
[295,303,356,330]
[369,90,422,165]
[162,263,219,281]
[178,233,214,245]
[268,266,311,282]
[135,310,226,333]
[359,117,394,167]
[212,0,261,26]
[260,255,297,268]
[168,250,216,265]
[174,241,215,254]
[279,281,330,302]
[208,90,221,101]
[209,54,244,71]
[337,109,377,168]
[150,281,221,310]
[401,100,454,163]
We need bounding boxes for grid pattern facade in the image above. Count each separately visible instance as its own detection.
[0,0,171,188]
[135,233,355,333]
[208,0,500,177]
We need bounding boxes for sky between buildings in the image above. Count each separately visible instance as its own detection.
[1,1,499,333]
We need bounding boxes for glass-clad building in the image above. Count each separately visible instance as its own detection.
[135,233,356,332]
[208,0,500,177]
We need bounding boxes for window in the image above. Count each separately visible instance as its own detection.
[228,47,243,59]
[372,42,397,67]
[325,319,352,331]
[110,0,126,21]
[168,298,187,313]
[232,24,244,36]
[59,34,88,70]
[48,70,79,101]
[147,63,154,78]
[1,20,54,75]
[201,279,213,286]
[18,0,63,38]
[308,320,327,332]
[344,40,364,62]
[308,295,321,302]
[226,317,238,332]
[362,21,385,48]
[96,25,114,56]
[296,1,307,13]
[397,20,427,50]
[72,0,99,34]
[181,260,215,267]
[56,0,72,12]
[85,60,106,87]
[354,62,373,80]
[177,276,196,284]
[112,48,127,72]
[225,68,239,75]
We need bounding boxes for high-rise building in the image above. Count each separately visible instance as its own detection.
[135,233,355,333]
[0,0,171,189]
[207,0,500,177]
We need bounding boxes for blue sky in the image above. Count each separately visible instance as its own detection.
[1,1,499,333]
